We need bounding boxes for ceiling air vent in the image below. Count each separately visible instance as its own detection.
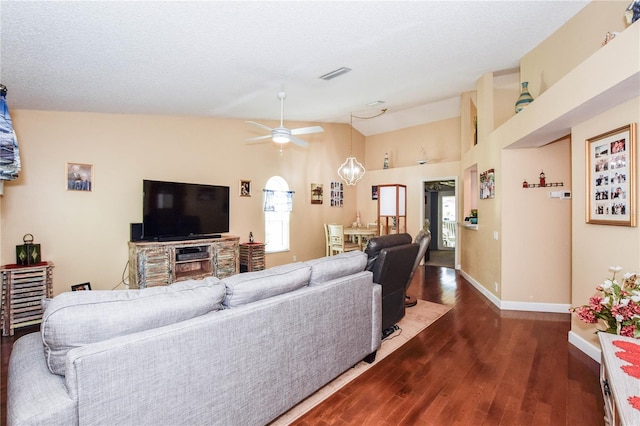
[319,67,352,81]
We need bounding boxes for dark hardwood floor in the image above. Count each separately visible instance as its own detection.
[293,266,604,425]
[1,266,603,426]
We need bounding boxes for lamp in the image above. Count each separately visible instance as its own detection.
[337,109,387,186]
[338,114,366,186]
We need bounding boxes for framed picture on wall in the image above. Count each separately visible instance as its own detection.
[66,163,93,191]
[479,168,495,199]
[330,181,343,207]
[586,123,637,226]
[71,282,91,291]
[372,185,378,200]
[311,183,323,204]
[239,180,251,197]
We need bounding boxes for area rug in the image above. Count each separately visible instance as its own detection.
[425,250,455,269]
[270,299,451,425]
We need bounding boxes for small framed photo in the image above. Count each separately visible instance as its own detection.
[67,163,93,191]
[480,168,495,199]
[372,185,379,200]
[239,180,251,197]
[71,282,91,291]
[586,123,636,226]
[311,183,323,204]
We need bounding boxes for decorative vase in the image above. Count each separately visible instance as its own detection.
[515,82,534,113]
[383,153,389,169]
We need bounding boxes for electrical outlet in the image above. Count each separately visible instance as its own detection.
[494,282,499,292]
[493,231,498,240]
[292,255,297,262]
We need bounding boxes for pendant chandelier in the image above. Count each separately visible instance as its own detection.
[337,109,386,186]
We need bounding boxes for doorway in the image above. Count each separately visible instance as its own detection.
[422,178,457,268]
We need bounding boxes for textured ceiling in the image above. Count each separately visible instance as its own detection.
[0,1,589,135]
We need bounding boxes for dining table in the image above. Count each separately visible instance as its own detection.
[343,227,378,250]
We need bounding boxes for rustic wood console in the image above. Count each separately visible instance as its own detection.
[128,236,239,289]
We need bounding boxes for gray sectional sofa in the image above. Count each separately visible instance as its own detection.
[7,251,381,426]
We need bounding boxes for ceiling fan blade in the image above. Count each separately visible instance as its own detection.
[246,121,273,132]
[245,135,272,143]
[289,136,309,148]
[291,125,324,136]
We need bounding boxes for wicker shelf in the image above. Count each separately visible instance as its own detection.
[1,262,54,336]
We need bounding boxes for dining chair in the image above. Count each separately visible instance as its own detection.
[359,222,378,247]
[323,223,331,256]
[327,224,359,255]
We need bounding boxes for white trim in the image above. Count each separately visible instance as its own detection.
[459,270,501,308]
[419,176,459,268]
[568,331,601,363]
[501,301,571,313]
[460,269,572,313]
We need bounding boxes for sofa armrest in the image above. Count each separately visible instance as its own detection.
[371,283,382,353]
[7,332,77,426]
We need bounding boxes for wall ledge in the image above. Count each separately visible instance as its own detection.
[568,331,601,363]
[492,22,640,149]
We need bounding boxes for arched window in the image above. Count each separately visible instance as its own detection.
[264,176,291,253]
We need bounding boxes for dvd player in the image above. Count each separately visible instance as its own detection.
[176,251,209,261]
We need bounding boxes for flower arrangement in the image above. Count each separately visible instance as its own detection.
[571,266,640,338]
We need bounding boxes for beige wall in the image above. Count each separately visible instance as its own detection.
[571,96,640,347]
[355,161,461,237]
[457,0,638,317]
[1,111,360,295]
[520,0,630,98]
[365,118,461,171]
[501,138,572,304]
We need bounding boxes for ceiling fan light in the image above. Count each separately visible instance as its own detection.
[337,156,366,186]
[272,127,291,144]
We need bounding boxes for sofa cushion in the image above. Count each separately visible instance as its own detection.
[305,251,367,286]
[41,277,225,376]
[222,263,311,308]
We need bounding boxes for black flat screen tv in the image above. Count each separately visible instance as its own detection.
[142,180,230,241]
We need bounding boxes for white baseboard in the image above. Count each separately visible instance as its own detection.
[459,270,501,308]
[501,300,571,313]
[568,331,601,363]
[459,270,571,313]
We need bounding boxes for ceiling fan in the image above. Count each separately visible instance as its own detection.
[245,91,324,148]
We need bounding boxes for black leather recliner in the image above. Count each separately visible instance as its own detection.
[364,233,419,333]
[406,229,432,307]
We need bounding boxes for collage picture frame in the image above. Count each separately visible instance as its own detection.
[586,123,637,226]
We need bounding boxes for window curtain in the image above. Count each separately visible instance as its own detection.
[0,86,21,181]
[263,190,294,212]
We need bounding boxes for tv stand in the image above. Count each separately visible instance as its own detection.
[128,236,239,289]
